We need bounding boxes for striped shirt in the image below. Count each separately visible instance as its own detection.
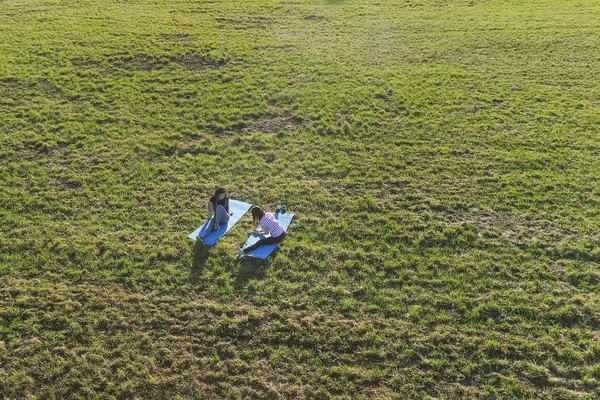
[260,212,285,237]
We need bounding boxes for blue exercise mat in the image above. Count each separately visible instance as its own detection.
[188,199,252,245]
[241,212,294,259]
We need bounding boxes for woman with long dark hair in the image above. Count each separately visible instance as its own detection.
[237,205,285,258]
[197,187,232,243]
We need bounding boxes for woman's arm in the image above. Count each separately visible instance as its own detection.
[207,201,214,219]
[255,216,269,235]
[226,197,232,215]
[255,224,269,235]
[256,205,274,234]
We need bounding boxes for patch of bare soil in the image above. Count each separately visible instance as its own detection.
[458,209,528,240]
[277,30,299,38]
[434,0,490,5]
[171,53,227,72]
[119,54,167,72]
[1,78,64,104]
[52,177,82,191]
[37,79,64,99]
[305,15,327,21]
[70,57,102,69]
[0,77,22,102]
[0,77,20,86]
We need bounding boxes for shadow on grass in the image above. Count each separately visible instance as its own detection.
[189,241,211,284]
[233,242,289,289]
[233,253,278,291]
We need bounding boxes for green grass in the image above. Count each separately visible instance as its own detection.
[1,0,600,398]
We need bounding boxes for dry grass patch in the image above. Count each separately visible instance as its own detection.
[171,52,227,72]
[70,57,102,70]
[305,15,327,22]
[117,54,167,72]
[442,208,579,245]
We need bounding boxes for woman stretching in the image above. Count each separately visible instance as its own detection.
[237,205,285,258]
[197,187,232,243]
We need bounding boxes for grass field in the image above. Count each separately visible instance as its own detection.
[1,0,600,398]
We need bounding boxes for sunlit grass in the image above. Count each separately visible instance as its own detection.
[1,0,600,398]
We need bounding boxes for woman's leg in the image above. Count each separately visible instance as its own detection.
[243,232,285,253]
[199,205,230,240]
[200,216,216,239]
[215,204,230,226]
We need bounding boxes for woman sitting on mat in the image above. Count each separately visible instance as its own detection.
[237,205,285,258]
[197,187,232,243]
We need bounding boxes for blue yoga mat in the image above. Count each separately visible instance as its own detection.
[241,212,294,259]
[188,199,252,245]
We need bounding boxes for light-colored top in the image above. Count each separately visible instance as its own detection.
[260,212,285,237]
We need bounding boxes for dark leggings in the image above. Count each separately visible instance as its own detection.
[243,232,286,253]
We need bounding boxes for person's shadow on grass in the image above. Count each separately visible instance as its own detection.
[233,245,285,290]
[189,241,210,284]
[191,241,282,289]
[233,257,269,291]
